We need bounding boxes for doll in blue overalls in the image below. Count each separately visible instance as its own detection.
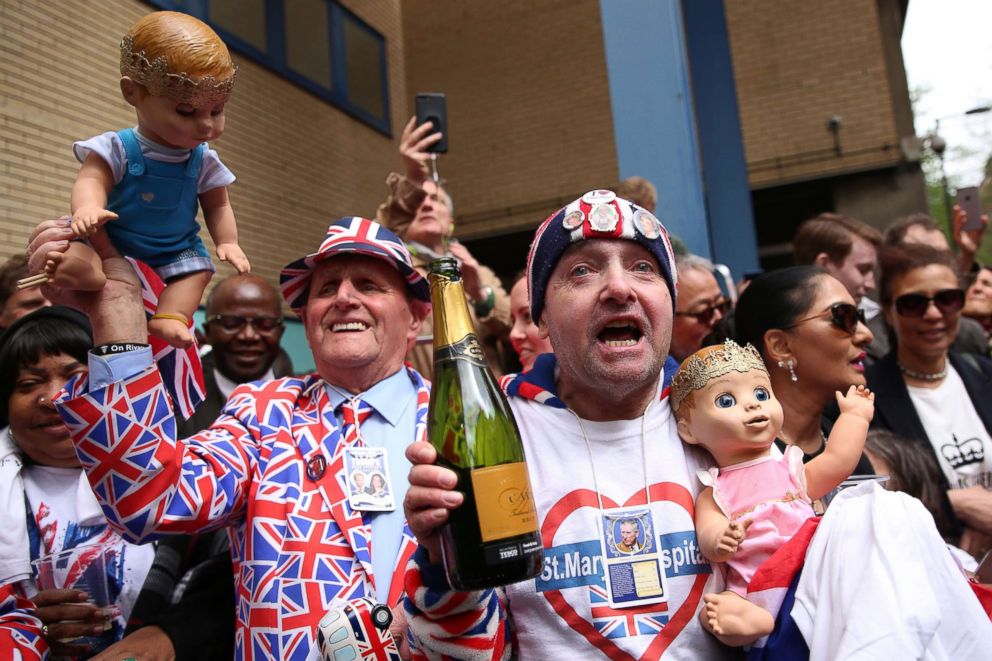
[45,11,249,348]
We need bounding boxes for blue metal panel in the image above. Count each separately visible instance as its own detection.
[598,0,710,256]
[681,0,759,276]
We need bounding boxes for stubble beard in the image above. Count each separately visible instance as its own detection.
[550,324,666,413]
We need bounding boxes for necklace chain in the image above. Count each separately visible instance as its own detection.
[898,362,947,382]
[568,403,652,513]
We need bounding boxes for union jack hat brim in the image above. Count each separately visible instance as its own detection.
[280,216,430,312]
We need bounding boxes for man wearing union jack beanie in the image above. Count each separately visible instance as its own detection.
[403,191,741,660]
[30,215,433,659]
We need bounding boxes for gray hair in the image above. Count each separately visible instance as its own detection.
[675,254,714,276]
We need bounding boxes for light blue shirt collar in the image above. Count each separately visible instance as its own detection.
[324,368,415,427]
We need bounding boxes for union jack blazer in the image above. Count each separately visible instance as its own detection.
[55,364,429,661]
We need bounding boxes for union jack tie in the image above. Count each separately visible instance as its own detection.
[339,398,373,447]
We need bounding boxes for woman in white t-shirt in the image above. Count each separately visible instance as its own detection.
[867,243,992,559]
[0,306,156,658]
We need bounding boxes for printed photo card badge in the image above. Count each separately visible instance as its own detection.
[598,506,669,609]
[562,209,584,231]
[344,446,396,512]
[633,209,660,239]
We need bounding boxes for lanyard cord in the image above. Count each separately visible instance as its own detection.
[325,383,367,443]
[568,401,653,513]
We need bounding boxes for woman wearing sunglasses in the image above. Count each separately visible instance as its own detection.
[866,243,992,558]
[735,266,875,473]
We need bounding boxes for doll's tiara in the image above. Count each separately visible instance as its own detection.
[669,339,767,412]
[119,35,236,107]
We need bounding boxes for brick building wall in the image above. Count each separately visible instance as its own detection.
[400,0,618,242]
[0,0,407,305]
[724,0,908,189]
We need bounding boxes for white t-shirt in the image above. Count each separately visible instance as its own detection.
[504,394,733,659]
[73,129,235,194]
[22,465,155,627]
[908,365,992,491]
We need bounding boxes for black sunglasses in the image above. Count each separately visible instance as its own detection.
[675,298,730,324]
[207,314,283,333]
[894,289,965,318]
[788,302,865,335]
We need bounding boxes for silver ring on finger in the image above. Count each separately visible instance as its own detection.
[42,623,49,637]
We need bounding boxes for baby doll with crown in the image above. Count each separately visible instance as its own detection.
[40,11,248,347]
[669,340,874,647]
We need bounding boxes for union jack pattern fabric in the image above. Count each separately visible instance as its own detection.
[54,364,428,661]
[404,547,510,661]
[280,217,428,311]
[588,584,669,639]
[499,354,678,409]
[0,584,47,661]
[127,256,206,419]
[340,399,373,446]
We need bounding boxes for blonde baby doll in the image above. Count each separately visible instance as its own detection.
[670,340,874,647]
[45,11,248,347]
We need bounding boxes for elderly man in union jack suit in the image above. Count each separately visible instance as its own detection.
[26,216,431,660]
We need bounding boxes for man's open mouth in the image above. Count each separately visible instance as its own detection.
[597,320,643,348]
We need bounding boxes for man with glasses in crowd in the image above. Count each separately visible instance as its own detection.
[670,254,729,362]
[180,273,286,435]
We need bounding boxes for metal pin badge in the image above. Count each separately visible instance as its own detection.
[306,455,327,481]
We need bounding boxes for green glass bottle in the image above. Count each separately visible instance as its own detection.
[427,257,543,590]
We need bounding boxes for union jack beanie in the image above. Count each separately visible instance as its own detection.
[280,216,430,312]
[526,190,678,323]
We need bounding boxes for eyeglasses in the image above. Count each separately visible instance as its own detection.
[675,298,730,324]
[894,289,965,318]
[788,303,866,335]
[207,314,283,333]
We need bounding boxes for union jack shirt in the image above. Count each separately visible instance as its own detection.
[0,584,47,661]
[55,364,428,661]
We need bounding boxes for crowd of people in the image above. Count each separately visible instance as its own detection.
[2,10,991,661]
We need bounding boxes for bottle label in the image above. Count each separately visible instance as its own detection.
[434,334,487,367]
[471,462,538,542]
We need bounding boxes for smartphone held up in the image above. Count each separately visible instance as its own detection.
[416,93,448,153]
[956,186,985,232]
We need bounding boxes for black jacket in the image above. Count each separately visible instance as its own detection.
[864,351,992,539]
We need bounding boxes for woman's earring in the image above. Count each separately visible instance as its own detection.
[777,359,798,382]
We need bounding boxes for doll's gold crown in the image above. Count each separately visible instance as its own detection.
[119,35,236,107]
[669,340,767,412]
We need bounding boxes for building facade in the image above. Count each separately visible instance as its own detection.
[2,0,925,364]
[725,0,926,268]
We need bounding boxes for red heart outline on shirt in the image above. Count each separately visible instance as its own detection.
[541,482,709,661]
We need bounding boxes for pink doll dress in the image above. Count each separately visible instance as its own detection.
[697,444,815,596]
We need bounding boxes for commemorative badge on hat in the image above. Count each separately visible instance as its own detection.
[526,190,678,322]
[280,216,430,312]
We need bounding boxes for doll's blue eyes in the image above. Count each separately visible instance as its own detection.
[754,387,770,401]
[715,394,736,408]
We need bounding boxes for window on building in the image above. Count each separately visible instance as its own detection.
[146,0,390,134]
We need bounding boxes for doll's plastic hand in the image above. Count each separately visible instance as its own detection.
[835,384,875,422]
[71,207,118,238]
[217,243,250,273]
[399,115,442,185]
[716,519,752,555]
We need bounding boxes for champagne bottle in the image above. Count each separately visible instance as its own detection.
[428,258,543,590]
